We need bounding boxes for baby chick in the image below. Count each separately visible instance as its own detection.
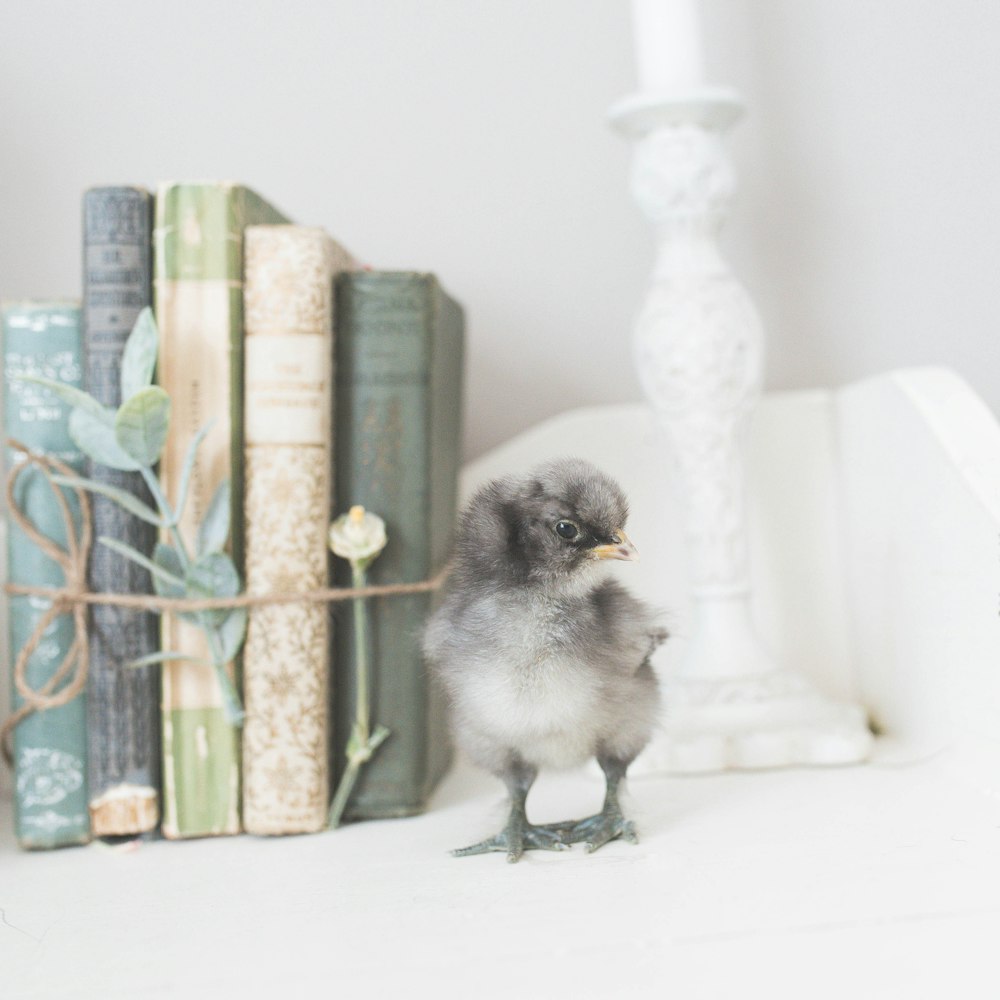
[424,458,665,862]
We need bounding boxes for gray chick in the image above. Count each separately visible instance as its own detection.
[423,458,665,862]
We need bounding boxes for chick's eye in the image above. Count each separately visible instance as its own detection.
[555,520,578,540]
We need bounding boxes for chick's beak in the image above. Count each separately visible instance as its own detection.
[591,530,639,562]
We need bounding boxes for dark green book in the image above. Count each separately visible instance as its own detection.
[2,301,89,849]
[333,272,464,818]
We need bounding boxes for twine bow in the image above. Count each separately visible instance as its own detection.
[1,437,451,767]
[1,442,92,765]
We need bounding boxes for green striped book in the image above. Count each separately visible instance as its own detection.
[153,182,289,838]
[2,301,90,849]
[333,272,465,819]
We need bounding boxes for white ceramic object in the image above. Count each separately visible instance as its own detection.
[607,11,871,772]
[836,367,1000,786]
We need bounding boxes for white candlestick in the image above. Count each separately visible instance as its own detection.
[612,5,873,774]
[631,0,705,93]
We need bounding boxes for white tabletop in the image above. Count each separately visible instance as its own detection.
[3,746,999,999]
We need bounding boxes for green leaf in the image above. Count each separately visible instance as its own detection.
[173,420,214,525]
[197,480,231,555]
[120,307,158,400]
[186,552,241,598]
[115,386,170,466]
[212,607,247,664]
[98,536,185,588]
[16,375,106,421]
[126,651,203,669]
[69,407,141,471]
[186,552,241,627]
[151,543,185,597]
[51,475,163,525]
[213,661,245,728]
[152,543,202,625]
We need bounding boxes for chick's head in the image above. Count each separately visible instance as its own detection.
[501,458,637,583]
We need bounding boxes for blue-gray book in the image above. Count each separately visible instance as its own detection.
[83,187,160,836]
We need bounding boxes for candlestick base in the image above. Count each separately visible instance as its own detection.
[634,670,874,775]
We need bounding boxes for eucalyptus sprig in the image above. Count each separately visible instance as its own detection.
[19,307,247,726]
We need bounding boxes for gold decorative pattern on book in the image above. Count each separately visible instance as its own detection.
[241,225,352,834]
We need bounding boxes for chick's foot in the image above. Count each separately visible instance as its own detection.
[452,814,570,863]
[540,807,639,853]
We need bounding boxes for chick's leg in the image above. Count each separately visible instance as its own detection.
[452,757,569,863]
[541,754,639,853]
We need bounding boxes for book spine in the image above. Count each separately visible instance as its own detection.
[2,302,90,848]
[153,182,288,838]
[427,281,466,786]
[82,187,161,836]
[333,273,464,818]
[241,225,349,835]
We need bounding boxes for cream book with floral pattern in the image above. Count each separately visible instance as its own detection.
[242,225,353,834]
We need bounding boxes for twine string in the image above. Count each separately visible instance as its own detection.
[0,437,450,767]
[2,442,92,765]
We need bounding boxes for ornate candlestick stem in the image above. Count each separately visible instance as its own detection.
[612,4,872,772]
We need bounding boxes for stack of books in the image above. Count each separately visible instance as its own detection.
[1,182,465,849]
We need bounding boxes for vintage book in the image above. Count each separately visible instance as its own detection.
[153,182,289,838]
[333,272,464,818]
[2,302,90,848]
[241,225,353,835]
[82,186,160,836]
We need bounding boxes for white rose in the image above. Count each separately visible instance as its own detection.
[328,505,388,565]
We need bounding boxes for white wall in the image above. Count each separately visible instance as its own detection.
[1,0,997,461]
[712,0,1000,426]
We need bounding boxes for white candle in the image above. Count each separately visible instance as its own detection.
[631,0,705,93]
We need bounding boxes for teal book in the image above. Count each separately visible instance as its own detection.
[2,301,90,849]
[333,272,464,819]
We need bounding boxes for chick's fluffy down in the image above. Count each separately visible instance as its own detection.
[424,461,664,777]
